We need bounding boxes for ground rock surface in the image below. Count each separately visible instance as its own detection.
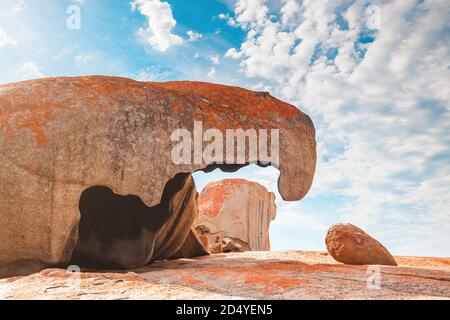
[1,251,449,300]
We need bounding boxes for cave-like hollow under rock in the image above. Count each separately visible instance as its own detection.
[0,76,317,276]
[72,163,273,269]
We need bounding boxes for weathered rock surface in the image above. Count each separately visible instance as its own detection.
[72,174,208,269]
[326,223,397,266]
[196,179,276,251]
[1,251,449,300]
[0,76,316,277]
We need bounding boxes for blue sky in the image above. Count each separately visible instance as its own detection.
[1,0,449,257]
[0,0,247,84]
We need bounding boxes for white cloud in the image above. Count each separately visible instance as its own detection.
[132,0,183,52]
[187,30,203,42]
[209,55,220,64]
[207,67,216,78]
[16,61,44,80]
[217,12,238,27]
[224,48,242,59]
[5,0,25,17]
[234,0,268,28]
[280,0,302,27]
[53,46,77,60]
[131,66,172,82]
[272,201,327,233]
[74,52,97,65]
[226,0,450,256]
[0,26,16,47]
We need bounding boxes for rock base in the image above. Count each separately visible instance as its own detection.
[1,251,449,300]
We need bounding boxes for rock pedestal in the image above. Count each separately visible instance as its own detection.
[196,179,276,252]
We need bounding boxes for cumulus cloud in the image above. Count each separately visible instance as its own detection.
[130,66,173,82]
[74,52,97,65]
[132,0,183,52]
[207,67,216,78]
[4,0,25,17]
[226,0,450,256]
[217,12,238,27]
[0,26,16,47]
[209,55,220,64]
[16,61,44,80]
[224,48,242,59]
[234,0,268,28]
[53,46,78,60]
[187,30,203,42]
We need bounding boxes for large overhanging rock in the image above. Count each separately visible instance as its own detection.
[0,76,316,277]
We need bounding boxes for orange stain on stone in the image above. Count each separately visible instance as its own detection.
[154,81,302,118]
[171,104,183,112]
[0,76,155,148]
[180,274,217,291]
[0,76,311,148]
[153,80,308,131]
[15,110,55,147]
[198,179,265,218]
[0,99,55,147]
[176,261,343,294]
[198,186,230,218]
[40,269,149,283]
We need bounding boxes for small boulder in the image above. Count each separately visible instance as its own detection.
[221,237,251,253]
[325,223,397,266]
[210,243,223,254]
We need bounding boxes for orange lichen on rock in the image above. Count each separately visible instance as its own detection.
[197,179,254,218]
[0,76,314,148]
[178,262,313,294]
[197,179,276,252]
[175,260,366,295]
[40,268,149,283]
[0,97,55,147]
[154,81,303,121]
[153,81,313,132]
[15,110,55,147]
[326,223,397,266]
[197,179,267,218]
[0,76,151,147]
[2,251,450,300]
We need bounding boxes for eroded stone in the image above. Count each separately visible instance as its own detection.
[196,179,276,252]
[326,223,397,266]
[1,251,448,300]
[0,76,316,276]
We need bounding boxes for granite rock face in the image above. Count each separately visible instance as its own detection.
[0,76,316,277]
[196,179,276,252]
[326,223,397,266]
